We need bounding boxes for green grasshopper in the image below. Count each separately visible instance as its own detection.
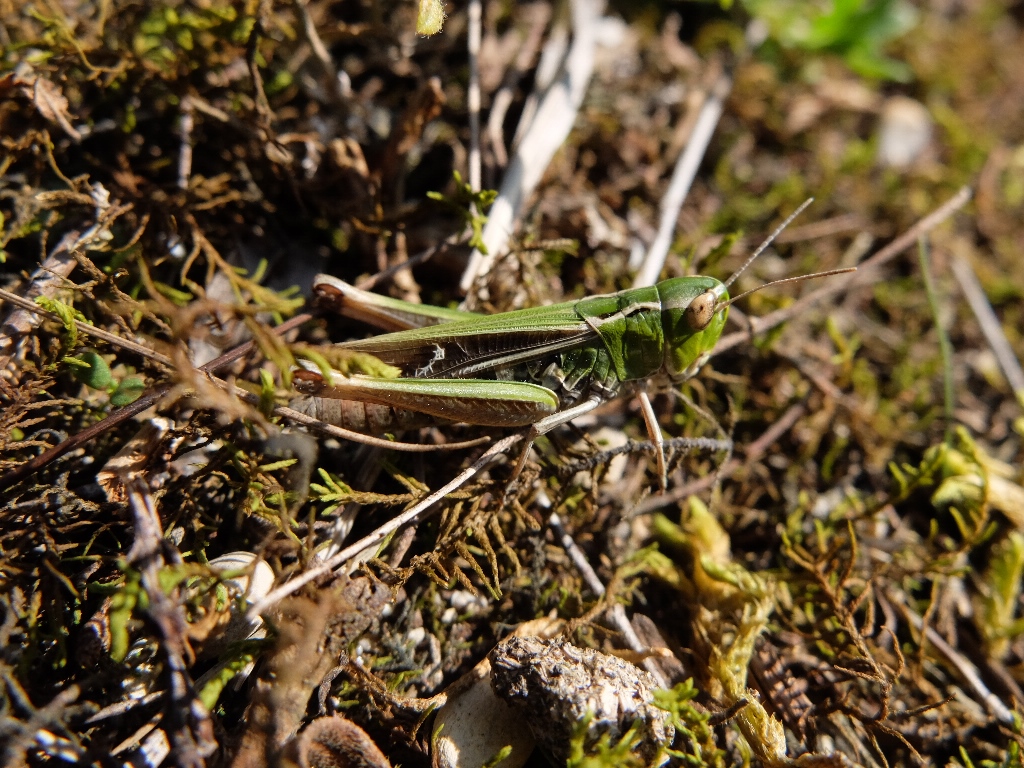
[293,213,852,489]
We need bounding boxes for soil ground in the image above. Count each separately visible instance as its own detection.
[1,1,1023,766]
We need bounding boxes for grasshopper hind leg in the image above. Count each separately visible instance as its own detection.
[504,388,672,500]
[503,394,606,500]
[504,386,673,500]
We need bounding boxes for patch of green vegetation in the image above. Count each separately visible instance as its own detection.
[427,172,498,253]
[133,3,251,72]
[740,0,918,81]
[654,680,724,767]
[565,713,648,768]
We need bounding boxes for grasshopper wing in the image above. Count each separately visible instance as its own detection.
[336,303,598,379]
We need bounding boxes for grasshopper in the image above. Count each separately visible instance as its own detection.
[293,209,853,489]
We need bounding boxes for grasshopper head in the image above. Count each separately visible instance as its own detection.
[658,276,729,382]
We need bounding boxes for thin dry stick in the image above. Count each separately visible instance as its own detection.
[631,68,729,288]
[244,433,523,621]
[460,0,605,294]
[713,186,974,357]
[178,96,194,190]
[294,0,347,104]
[773,212,866,245]
[188,95,233,124]
[546,508,669,688]
[511,13,566,151]
[951,257,1024,402]
[467,0,482,193]
[633,20,767,289]
[486,4,552,169]
[887,591,1015,725]
[354,234,459,291]
[0,311,311,492]
[0,287,177,369]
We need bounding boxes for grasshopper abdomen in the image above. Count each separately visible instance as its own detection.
[290,394,441,434]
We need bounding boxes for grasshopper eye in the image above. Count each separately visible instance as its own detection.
[684,289,717,331]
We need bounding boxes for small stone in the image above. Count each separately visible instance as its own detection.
[432,661,535,768]
[877,96,933,168]
[489,636,673,765]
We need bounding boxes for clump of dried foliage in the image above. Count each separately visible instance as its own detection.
[1,1,1023,767]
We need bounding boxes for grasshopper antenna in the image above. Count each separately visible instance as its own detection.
[722,197,815,292]
[715,267,857,312]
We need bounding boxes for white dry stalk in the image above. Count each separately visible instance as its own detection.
[512,12,568,151]
[892,592,1015,725]
[460,0,605,295]
[547,506,669,688]
[631,71,730,290]
[951,257,1024,401]
[486,4,552,169]
[632,20,767,290]
[178,96,194,190]
[467,0,482,193]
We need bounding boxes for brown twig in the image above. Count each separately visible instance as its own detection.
[123,475,216,766]
[0,312,313,492]
[245,433,523,621]
[460,0,604,294]
[713,186,974,357]
[0,286,177,369]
